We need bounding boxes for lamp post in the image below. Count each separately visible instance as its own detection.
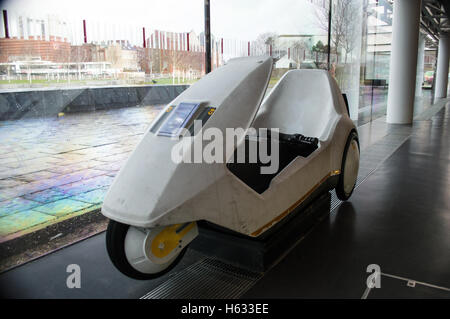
[204,0,211,74]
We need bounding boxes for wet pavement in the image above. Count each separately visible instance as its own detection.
[0,105,162,241]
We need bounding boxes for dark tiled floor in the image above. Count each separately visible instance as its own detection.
[367,274,450,299]
[0,229,207,299]
[243,103,450,298]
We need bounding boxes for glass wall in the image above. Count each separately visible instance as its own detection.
[0,0,438,270]
[211,0,330,92]
[327,0,394,125]
[0,0,206,89]
[358,0,393,125]
[328,0,364,121]
[328,0,436,126]
[0,0,209,271]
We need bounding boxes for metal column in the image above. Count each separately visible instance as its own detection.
[386,0,421,124]
[435,33,450,99]
[415,33,426,97]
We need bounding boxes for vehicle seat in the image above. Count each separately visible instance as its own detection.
[226,70,338,194]
[226,132,319,193]
[252,69,338,142]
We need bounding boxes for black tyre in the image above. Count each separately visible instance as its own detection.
[106,219,186,280]
[336,131,360,201]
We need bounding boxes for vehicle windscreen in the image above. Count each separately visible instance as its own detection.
[157,102,200,137]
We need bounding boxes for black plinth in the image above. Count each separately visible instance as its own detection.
[190,191,331,273]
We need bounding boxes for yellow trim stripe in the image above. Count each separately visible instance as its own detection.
[250,170,340,237]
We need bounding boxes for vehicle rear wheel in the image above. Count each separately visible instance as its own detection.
[336,131,360,201]
[106,220,195,280]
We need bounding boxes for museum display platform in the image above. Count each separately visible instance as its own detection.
[191,192,331,273]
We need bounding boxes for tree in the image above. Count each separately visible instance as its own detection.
[312,40,329,63]
[71,45,89,80]
[137,48,152,75]
[106,44,122,79]
[312,40,325,53]
[291,39,309,67]
[161,48,190,83]
[314,0,361,64]
[254,32,278,56]
[20,41,37,83]
[340,1,360,63]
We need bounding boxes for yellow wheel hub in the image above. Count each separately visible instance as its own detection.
[150,222,196,258]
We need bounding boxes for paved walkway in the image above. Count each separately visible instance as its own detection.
[0,105,162,241]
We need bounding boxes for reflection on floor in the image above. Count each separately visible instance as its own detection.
[0,105,162,240]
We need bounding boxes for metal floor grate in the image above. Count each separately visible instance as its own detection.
[141,258,262,299]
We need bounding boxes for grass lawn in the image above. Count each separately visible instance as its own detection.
[0,79,87,85]
[143,77,198,85]
[0,78,198,87]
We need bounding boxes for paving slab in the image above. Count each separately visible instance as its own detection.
[0,210,56,237]
[0,104,161,242]
[23,188,71,204]
[32,199,93,217]
[0,198,42,218]
[71,187,109,205]
[55,175,114,196]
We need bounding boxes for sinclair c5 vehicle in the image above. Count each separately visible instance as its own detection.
[102,56,359,279]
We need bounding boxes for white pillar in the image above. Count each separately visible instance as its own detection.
[415,33,426,97]
[435,33,450,99]
[386,0,421,124]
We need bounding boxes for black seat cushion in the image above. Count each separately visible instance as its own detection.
[226,132,318,194]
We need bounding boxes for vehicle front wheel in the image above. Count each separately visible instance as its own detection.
[336,131,360,201]
[106,220,197,280]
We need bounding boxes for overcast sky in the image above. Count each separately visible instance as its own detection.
[1,0,325,41]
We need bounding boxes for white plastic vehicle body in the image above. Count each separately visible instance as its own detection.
[101,56,357,238]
